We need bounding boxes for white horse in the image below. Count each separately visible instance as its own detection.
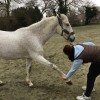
[0,14,75,87]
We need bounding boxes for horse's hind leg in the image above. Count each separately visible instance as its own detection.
[26,58,33,87]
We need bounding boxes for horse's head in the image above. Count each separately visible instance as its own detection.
[56,14,75,42]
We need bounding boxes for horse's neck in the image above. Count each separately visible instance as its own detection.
[28,16,58,45]
[40,17,58,45]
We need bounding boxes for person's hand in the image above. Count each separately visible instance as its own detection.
[61,74,72,85]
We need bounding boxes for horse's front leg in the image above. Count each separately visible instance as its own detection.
[32,54,66,77]
[26,58,33,87]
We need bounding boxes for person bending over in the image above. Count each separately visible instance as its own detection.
[62,42,100,100]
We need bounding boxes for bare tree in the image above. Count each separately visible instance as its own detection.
[25,0,37,8]
[25,0,57,16]
[0,0,24,17]
[41,0,85,15]
[0,1,7,17]
[12,0,86,17]
[41,0,58,16]
[5,0,11,17]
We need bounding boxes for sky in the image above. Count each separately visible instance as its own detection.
[0,0,100,8]
[90,0,100,6]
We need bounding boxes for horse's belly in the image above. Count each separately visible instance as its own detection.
[0,52,29,60]
[0,47,29,60]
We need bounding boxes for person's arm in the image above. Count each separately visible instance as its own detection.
[82,42,95,46]
[64,59,83,80]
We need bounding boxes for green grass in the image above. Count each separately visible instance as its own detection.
[0,24,100,100]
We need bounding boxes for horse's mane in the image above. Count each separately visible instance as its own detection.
[16,14,68,32]
[27,16,57,31]
[15,16,56,33]
[28,14,67,30]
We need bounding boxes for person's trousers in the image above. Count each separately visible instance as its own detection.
[85,62,100,97]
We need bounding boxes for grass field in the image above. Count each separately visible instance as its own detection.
[0,24,100,100]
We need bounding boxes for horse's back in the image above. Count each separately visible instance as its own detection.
[0,30,29,59]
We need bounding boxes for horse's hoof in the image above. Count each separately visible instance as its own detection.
[29,83,33,88]
[0,81,4,86]
[66,80,73,85]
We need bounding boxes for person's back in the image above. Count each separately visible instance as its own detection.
[76,44,100,63]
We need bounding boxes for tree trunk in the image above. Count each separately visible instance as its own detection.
[5,0,10,17]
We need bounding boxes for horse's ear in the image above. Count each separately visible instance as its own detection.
[54,6,60,16]
[53,9,56,16]
[42,9,54,17]
[54,6,61,18]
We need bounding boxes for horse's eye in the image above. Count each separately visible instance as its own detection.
[66,23,69,26]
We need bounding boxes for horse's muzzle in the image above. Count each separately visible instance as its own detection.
[69,37,75,42]
[69,32,75,42]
